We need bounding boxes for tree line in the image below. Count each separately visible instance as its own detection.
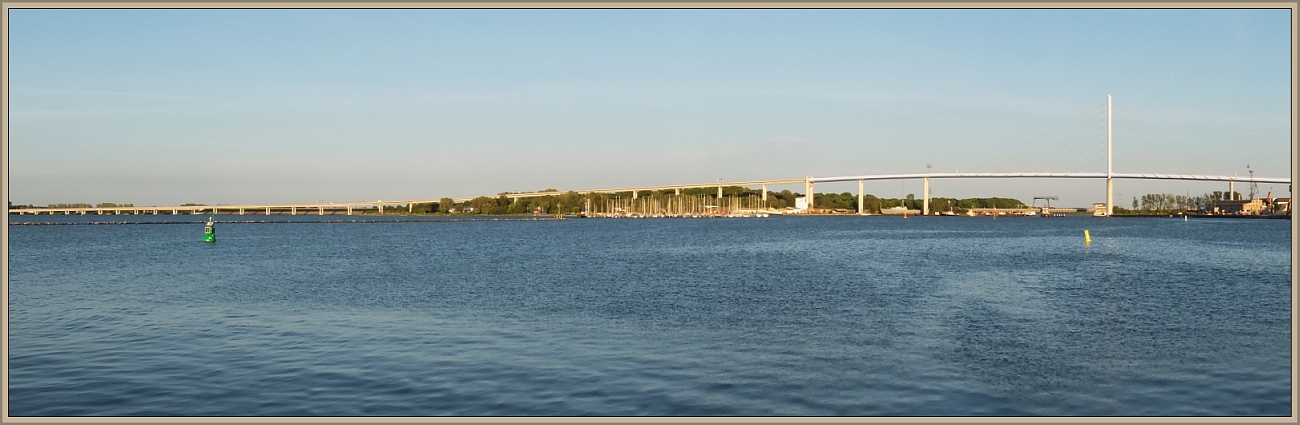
[353,187,1028,215]
[1114,191,1248,214]
[812,192,1026,212]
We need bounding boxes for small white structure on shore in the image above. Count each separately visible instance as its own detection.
[791,196,809,214]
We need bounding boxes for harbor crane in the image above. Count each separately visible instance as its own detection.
[1032,196,1059,216]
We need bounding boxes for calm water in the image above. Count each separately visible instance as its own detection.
[7,215,1292,416]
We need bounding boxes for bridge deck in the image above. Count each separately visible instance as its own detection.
[810,172,1291,184]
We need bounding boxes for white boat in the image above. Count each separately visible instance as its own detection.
[880,206,922,216]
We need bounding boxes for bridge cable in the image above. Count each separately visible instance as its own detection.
[984,101,1107,174]
[1113,107,1212,176]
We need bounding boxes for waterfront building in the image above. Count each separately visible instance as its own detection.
[793,197,808,213]
[1212,198,1267,215]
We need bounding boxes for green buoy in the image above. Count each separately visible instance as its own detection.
[203,213,216,243]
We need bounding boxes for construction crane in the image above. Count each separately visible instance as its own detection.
[1248,164,1258,200]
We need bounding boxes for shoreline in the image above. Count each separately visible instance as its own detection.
[9,213,1291,225]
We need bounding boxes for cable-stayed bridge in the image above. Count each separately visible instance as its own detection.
[10,96,1290,217]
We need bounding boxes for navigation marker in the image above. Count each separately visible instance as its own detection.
[204,213,216,243]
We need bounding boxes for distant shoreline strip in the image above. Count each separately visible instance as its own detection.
[7,217,564,225]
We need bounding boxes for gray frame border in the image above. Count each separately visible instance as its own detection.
[0,2,1295,424]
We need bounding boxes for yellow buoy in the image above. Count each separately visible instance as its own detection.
[1084,229,1091,244]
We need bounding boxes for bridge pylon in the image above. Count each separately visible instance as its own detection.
[1106,94,1113,217]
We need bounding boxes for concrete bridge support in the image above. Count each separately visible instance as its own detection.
[761,184,767,202]
[238,208,244,215]
[805,177,814,212]
[923,177,930,216]
[347,206,353,215]
[858,180,864,215]
[290,207,296,215]
[319,206,325,216]
[717,186,723,199]
[1106,178,1114,216]
[265,207,271,215]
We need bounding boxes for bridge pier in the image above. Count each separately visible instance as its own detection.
[674,188,680,196]
[319,206,325,216]
[290,207,296,215]
[238,208,244,215]
[265,207,271,215]
[1229,180,1235,199]
[858,180,864,215]
[717,186,722,199]
[761,184,767,202]
[379,204,384,214]
[923,177,930,216]
[1106,178,1114,216]
[347,205,353,215]
[805,178,814,212]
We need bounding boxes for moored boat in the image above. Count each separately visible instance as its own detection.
[880,206,922,216]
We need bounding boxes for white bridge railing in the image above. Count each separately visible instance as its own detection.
[810,172,1291,184]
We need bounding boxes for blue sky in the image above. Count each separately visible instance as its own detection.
[7,8,1292,207]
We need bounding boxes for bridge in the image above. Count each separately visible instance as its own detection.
[10,172,1287,217]
[13,172,1286,217]
[9,96,1290,217]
